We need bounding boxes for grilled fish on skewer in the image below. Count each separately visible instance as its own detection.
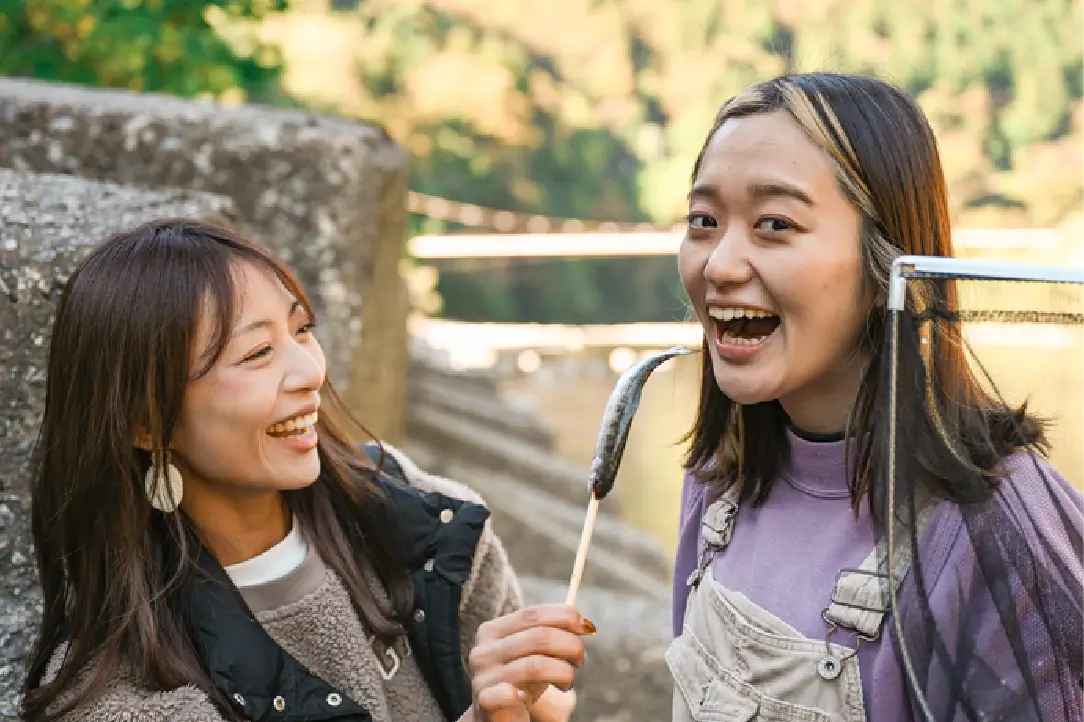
[588,346,700,499]
[565,345,700,607]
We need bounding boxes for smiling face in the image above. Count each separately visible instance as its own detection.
[678,110,875,432]
[167,261,327,505]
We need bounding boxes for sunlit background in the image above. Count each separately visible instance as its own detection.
[4,0,1080,558]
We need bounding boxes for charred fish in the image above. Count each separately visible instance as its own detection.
[588,346,699,499]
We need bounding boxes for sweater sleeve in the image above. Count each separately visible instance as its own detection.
[39,643,227,722]
[672,469,709,638]
[378,445,524,668]
[900,454,1083,722]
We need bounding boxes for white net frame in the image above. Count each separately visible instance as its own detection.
[884,255,1084,722]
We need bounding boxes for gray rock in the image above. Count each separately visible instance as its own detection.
[0,77,411,440]
[0,167,236,719]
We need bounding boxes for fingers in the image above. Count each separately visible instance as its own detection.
[470,603,594,721]
[472,654,577,697]
[470,624,586,674]
[476,604,592,643]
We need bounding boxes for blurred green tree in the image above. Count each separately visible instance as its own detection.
[0,0,289,101]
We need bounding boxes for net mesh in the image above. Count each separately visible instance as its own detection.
[877,265,1083,722]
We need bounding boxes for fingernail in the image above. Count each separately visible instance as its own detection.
[516,688,527,701]
[582,618,597,635]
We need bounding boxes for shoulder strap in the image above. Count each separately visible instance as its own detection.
[824,493,940,638]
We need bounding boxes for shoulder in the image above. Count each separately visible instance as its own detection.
[681,468,712,513]
[377,444,522,627]
[37,644,225,722]
[677,467,715,538]
[902,459,1084,718]
[919,451,1082,594]
[379,443,489,508]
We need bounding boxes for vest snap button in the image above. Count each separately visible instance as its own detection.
[232,693,245,707]
[414,609,426,623]
[327,692,342,707]
[273,695,286,712]
[424,558,435,572]
[440,508,454,523]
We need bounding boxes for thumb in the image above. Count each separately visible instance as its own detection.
[475,683,531,722]
[490,708,530,722]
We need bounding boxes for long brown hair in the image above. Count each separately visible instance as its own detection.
[21,219,413,721]
[683,72,1045,510]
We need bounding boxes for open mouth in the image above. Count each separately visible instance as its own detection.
[709,307,781,346]
[266,411,319,438]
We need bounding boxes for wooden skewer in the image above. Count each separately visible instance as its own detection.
[565,494,601,607]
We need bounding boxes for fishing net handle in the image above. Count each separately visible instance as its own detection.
[889,255,1084,313]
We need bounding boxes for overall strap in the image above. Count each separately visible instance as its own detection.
[823,493,940,639]
[687,482,742,587]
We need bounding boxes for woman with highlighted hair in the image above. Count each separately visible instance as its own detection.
[670,72,1082,721]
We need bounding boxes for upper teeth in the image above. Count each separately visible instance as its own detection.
[268,411,318,434]
[708,307,775,321]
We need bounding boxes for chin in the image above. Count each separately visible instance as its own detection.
[711,370,780,405]
[712,367,783,406]
[279,458,322,491]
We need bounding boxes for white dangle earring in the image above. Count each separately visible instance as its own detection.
[145,454,184,513]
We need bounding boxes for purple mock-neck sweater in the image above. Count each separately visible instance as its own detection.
[672,428,1084,721]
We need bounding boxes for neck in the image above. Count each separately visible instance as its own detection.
[779,353,869,434]
[182,488,292,567]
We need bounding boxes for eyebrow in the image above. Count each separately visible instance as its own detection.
[231,300,303,337]
[687,181,814,206]
[749,182,814,206]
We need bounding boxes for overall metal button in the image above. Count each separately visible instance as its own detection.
[414,609,426,623]
[423,558,435,572]
[327,692,342,707]
[817,655,842,680]
[232,693,245,707]
[440,509,454,523]
[273,695,286,712]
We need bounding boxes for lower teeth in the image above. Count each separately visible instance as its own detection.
[721,334,768,346]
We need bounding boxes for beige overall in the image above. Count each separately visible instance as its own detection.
[666,483,934,722]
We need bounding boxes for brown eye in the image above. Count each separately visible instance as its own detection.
[687,212,718,230]
[755,217,794,233]
[244,346,272,363]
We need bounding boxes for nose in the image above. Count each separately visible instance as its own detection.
[283,337,325,394]
[703,224,754,288]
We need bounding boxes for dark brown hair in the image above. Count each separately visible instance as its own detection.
[683,72,1045,510]
[21,219,412,721]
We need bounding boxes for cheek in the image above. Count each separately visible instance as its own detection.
[175,378,273,451]
[677,241,707,295]
[790,260,868,347]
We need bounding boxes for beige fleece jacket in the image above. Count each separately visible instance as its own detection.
[40,446,523,722]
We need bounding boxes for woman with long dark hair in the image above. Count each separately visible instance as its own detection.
[670,72,1082,721]
[21,219,586,722]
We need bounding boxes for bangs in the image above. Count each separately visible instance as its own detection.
[174,229,318,381]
